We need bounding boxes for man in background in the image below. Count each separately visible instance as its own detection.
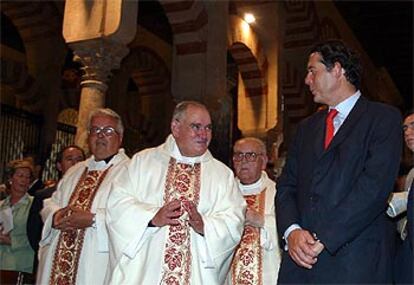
[27,145,85,273]
[227,137,281,285]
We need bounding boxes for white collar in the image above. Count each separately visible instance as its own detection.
[236,171,268,195]
[330,90,361,118]
[88,149,125,170]
[164,135,211,165]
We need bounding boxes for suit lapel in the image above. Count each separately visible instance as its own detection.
[313,110,327,160]
[325,96,367,152]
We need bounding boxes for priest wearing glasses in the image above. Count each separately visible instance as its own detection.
[226,137,281,285]
[36,108,129,285]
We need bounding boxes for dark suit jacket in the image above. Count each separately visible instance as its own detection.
[27,179,44,196]
[276,97,402,284]
[26,186,56,272]
[394,180,414,284]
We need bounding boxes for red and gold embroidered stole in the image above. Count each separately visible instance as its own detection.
[231,189,266,285]
[49,167,111,285]
[160,158,201,285]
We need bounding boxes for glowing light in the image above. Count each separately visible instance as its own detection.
[244,13,255,24]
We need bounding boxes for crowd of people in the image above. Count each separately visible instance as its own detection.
[0,40,412,285]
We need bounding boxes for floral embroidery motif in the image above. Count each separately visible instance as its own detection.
[49,167,111,285]
[231,190,266,285]
[160,158,201,285]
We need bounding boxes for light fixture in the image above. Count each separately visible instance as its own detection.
[244,13,255,24]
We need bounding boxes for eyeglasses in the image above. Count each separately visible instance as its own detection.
[88,126,118,136]
[232,152,263,162]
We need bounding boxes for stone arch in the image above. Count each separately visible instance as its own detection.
[108,46,173,154]
[227,15,269,137]
[0,2,65,112]
[0,2,62,45]
[229,42,268,98]
[228,16,268,98]
[159,0,208,55]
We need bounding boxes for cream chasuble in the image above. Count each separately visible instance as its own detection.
[106,135,246,285]
[49,167,110,285]
[226,172,281,285]
[36,150,129,285]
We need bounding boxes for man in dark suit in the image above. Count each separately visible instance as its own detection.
[394,110,414,284]
[276,40,402,284]
[26,145,85,273]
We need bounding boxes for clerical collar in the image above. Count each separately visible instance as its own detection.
[103,154,116,164]
[236,171,266,195]
[171,137,203,165]
[93,154,115,165]
[89,153,116,170]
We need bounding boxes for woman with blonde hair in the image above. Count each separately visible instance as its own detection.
[0,159,35,274]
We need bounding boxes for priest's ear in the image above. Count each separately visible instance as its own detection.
[171,119,180,137]
[260,154,268,171]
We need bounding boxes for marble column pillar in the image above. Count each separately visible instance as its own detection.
[71,40,129,151]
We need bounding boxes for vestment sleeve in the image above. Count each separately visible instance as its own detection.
[106,157,160,264]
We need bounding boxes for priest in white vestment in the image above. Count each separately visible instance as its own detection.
[226,137,281,285]
[106,101,246,285]
[36,109,129,285]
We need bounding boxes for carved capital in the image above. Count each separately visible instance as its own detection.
[71,39,129,92]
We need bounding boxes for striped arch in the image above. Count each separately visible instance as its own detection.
[1,2,63,111]
[159,0,208,55]
[229,42,267,97]
[120,47,171,146]
[228,16,268,97]
[0,2,62,44]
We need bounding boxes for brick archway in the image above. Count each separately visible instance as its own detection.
[159,0,208,55]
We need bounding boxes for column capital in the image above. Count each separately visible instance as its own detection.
[71,39,129,92]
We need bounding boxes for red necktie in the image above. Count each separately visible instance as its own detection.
[324,109,338,149]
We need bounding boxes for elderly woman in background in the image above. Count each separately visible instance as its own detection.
[0,159,35,274]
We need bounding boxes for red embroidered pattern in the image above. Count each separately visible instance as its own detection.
[160,158,201,285]
[49,166,111,285]
[231,189,266,285]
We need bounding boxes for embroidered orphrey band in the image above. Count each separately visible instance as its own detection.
[231,189,266,285]
[49,166,111,285]
[160,158,201,285]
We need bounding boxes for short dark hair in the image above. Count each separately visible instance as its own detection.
[404,108,414,119]
[309,40,362,89]
[56,145,85,164]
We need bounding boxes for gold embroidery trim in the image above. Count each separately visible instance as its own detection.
[49,166,111,285]
[231,188,266,285]
[160,158,201,285]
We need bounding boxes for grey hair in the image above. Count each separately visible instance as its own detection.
[172,101,209,122]
[87,108,124,135]
[234,137,267,155]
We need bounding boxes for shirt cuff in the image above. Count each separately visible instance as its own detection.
[283,224,301,251]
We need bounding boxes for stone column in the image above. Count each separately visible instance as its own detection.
[71,40,129,151]
[62,0,138,151]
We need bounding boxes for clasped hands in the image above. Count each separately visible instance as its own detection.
[52,206,94,231]
[245,209,264,228]
[287,229,325,269]
[151,200,204,235]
